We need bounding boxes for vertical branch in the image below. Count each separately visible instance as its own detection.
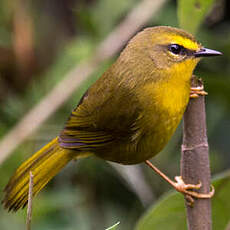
[26,171,34,230]
[181,76,212,230]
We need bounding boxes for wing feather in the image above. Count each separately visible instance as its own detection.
[58,69,142,152]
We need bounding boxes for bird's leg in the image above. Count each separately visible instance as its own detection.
[190,85,208,98]
[145,160,214,201]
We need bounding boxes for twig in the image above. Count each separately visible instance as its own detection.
[181,76,212,230]
[26,171,34,230]
[0,0,168,165]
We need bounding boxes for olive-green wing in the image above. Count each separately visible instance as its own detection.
[59,113,115,150]
[58,83,141,151]
[58,90,114,150]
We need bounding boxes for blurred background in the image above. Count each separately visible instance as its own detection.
[0,0,229,229]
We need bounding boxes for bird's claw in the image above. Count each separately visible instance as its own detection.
[172,176,214,206]
[190,85,208,98]
[174,176,201,191]
[144,161,214,207]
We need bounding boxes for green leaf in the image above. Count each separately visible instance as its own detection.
[105,222,120,230]
[135,192,186,230]
[212,171,230,230]
[177,0,216,34]
[135,171,230,230]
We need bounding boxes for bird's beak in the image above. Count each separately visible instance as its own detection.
[194,48,222,57]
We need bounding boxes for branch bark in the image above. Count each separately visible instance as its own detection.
[181,76,212,230]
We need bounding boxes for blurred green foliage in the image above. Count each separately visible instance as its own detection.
[178,0,215,34]
[135,171,230,230]
[0,0,229,229]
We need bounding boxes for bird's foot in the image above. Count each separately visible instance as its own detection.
[145,160,214,206]
[190,85,208,98]
[172,176,214,199]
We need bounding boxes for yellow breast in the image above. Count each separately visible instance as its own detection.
[133,61,194,161]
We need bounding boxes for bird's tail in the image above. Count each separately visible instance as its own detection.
[2,137,75,212]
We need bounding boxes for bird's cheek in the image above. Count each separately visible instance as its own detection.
[150,55,173,70]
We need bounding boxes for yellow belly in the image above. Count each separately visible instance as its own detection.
[93,76,191,165]
[131,78,190,163]
[95,83,190,165]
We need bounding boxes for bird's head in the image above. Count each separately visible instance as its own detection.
[119,26,222,82]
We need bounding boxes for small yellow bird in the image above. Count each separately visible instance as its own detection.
[2,26,222,211]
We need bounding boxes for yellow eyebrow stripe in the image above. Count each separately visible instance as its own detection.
[169,35,200,51]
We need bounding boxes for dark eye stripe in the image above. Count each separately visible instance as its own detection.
[168,44,196,57]
[186,48,196,56]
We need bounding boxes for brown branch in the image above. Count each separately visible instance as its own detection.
[26,171,34,230]
[0,0,168,165]
[181,76,212,230]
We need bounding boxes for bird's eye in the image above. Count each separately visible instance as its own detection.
[168,44,185,55]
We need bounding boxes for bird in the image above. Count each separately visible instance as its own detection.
[2,26,222,212]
